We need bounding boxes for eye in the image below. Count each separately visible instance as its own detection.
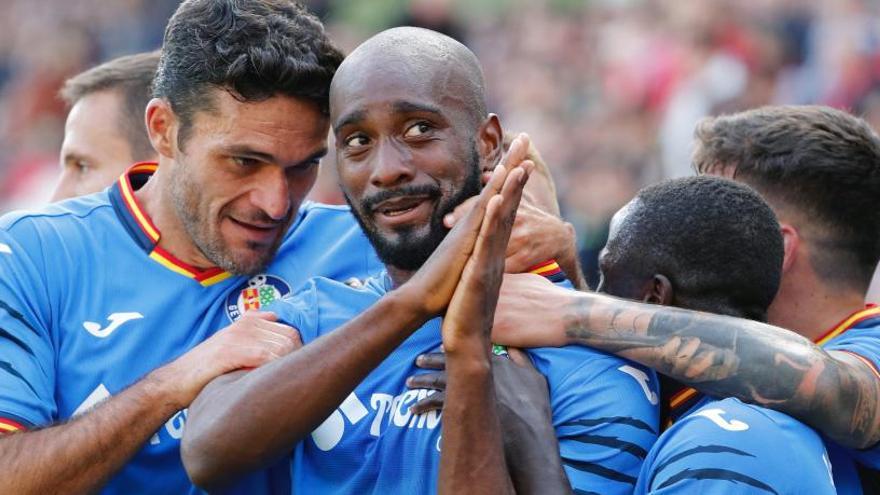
[233,156,260,168]
[287,159,320,175]
[73,160,90,175]
[344,135,370,149]
[404,122,432,138]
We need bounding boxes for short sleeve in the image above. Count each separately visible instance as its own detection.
[0,230,56,429]
[264,279,321,344]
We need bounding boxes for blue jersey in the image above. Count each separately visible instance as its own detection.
[635,396,836,494]
[0,164,383,494]
[821,307,880,492]
[648,307,880,495]
[270,273,660,494]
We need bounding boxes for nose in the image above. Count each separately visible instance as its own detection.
[249,166,291,221]
[369,140,415,189]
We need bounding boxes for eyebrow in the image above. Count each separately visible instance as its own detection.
[333,100,445,135]
[224,145,328,167]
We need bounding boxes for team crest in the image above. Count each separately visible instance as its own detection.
[225,274,292,321]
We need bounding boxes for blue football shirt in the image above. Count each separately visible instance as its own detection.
[269,272,661,494]
[0,163,383,494]
[635,396,836,494]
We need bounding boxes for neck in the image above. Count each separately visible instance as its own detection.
[769,272,866,340]
[134,160,215,270]
[387,265,416,289]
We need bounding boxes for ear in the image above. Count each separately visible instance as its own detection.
[779,223,799,273]
[642,274,674,306]
[145,98,178,159]
[476,114,502,174]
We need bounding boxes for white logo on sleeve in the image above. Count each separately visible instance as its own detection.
[73,383,111,417]
[618,365,659,405]
[693,408,750,431]
[0,243,11,255]
[83,312,144,338]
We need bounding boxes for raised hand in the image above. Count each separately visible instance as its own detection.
[401,133,533,319]
[441,152,531,354]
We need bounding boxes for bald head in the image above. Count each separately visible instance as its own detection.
[331,27,487,130]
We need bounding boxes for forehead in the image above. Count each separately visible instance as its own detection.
[190,90,329,160]
[62,91,131,158]
[65,90,126,140]
[330,57,469,126]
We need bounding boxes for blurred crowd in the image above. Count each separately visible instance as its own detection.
[3,0,880,284]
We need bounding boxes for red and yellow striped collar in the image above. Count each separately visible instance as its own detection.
[666,305,880,424]
[111,163,232,287]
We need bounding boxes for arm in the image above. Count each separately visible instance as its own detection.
[409,351,571,495]
[492,273,880,449]
[182,137,536,490]
[0,311,299,493]
[439,161,530,495]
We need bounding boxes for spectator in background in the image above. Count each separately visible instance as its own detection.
[53,51,159,201]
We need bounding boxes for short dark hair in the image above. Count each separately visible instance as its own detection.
[153,0,343,145]
[60,51,160,160]
[693,105,880,291]
[608,176,784,321]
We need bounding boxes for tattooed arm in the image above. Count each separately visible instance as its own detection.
[492,273,880,450]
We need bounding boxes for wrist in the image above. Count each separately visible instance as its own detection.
[387,286,434,326]
[142,363,196,411]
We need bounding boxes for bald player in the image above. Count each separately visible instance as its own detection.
[55,51,160,201]
[183,27,659,494]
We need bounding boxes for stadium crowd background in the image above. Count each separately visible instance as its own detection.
[2,0,880,286]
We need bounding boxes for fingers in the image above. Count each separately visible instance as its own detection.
[415,352,446,370]
[500,133,531,170]
[443,195,479,228]
[406,371,447,391]
[245,311,278,322]
[409,391,445,415]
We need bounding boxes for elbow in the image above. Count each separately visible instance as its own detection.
[181,428,228,491]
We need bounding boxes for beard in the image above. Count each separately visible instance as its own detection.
[168,158,289,276]
[345,147,482,271]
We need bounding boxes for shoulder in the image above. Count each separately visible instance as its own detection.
[0,192,113,235]
[640,397,834,494]
[266,274,386,343]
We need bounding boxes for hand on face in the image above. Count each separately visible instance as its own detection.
[440,134,532,355]
[443,137,573,275]
[399,133,534,319]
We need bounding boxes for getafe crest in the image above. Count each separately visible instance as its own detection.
[225,274,292,321]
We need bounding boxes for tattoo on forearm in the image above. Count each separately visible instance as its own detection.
[564,295,880,448]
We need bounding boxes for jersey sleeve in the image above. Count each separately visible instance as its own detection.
[635,398,837,494]
[264,279,320,344]
[823,325,880,467]
[0,229,56,430]
[529,347,661,495]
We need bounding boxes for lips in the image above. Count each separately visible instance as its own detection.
[371,195,434,228]
[228,217,283,243]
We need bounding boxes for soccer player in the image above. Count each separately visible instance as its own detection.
[54,51,160,201]
[493,105,880,492]
[182,27,660,494]
[0,1,373,493]
[605,176,835,493]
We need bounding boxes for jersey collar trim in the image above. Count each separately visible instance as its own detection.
[664,306,880,428]
[110,163,232,287]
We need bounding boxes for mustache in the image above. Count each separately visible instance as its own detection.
[361,184,441,213]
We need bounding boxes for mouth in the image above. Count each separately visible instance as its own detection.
[371,195,435,228]
[227,217,284,244]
